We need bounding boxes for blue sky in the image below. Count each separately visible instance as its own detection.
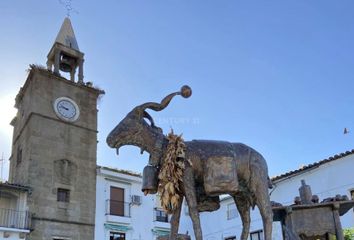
[0,0,353,179]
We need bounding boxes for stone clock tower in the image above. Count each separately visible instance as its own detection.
[9,18,103,240]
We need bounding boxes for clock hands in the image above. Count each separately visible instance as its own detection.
[54,97,79,122]
[59,105,69,111]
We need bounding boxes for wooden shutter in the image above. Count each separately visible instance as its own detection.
[110,187,124,216]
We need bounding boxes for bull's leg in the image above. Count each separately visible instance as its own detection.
[255,182,273,240]
[183,166,203,240]
[233,195,250,240]
[169,197,183,240]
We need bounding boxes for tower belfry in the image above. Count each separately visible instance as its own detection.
[9,17,103,240]
[47,17,84,83]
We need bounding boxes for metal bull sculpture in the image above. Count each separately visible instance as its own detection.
[107,86,273,240]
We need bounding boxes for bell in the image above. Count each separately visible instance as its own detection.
[59,54,76,72]
[142,165,158,194]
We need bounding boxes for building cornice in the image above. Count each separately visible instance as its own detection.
[16,66,104,108]
[271,149,354,182]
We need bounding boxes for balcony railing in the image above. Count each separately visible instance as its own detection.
[154,208,169,223]
[105,200,131,217]
[0,208,31,229]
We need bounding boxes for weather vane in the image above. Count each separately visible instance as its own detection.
[59,0,78,17]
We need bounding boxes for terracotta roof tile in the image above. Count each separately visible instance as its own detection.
[0,182,31,191]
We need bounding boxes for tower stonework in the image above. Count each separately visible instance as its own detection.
[9,18,103,240]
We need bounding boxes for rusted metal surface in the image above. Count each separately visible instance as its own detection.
[107,86,273,240]
[187,140,239,196]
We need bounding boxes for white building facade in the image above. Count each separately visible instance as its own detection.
[0,183,31,240]
[178,150,354,240]
[95,166,171,240]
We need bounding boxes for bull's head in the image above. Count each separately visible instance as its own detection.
[106,85,192,168]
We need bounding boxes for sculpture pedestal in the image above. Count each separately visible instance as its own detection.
[157,234,191,240]
[273,200,354,240]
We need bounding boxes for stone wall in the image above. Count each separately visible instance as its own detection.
[29,220,94,240]
[9,68,102,240]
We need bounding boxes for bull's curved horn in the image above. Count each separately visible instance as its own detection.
[138,85,192,112]
[143,111,156,127]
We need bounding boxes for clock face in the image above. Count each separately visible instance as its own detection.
[53,97,80,122]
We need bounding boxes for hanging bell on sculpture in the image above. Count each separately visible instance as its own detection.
[142,165,158,195]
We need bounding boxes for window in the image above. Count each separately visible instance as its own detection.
[110,187,125,216]
[57,188,70,202]
[155,208,169,222]
[227,203,238,220]
[225,236,236,240]
[250,230,263,240]
[110,232,125,240]
[16,146,22,165]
